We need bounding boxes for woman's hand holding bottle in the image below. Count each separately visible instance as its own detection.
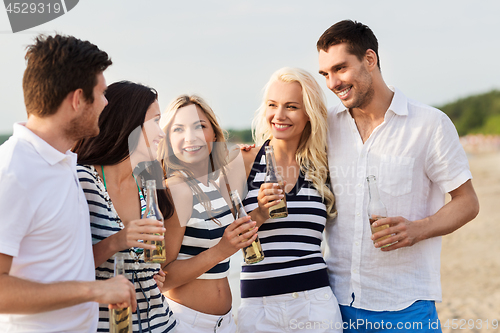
[116,218,166,251]
[253,182,286,222]
[213,216,258,260]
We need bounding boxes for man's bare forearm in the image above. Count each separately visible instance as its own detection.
[417,180,479,242]
[0,274,97,314]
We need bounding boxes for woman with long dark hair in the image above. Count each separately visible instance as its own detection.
[73,81,177,332]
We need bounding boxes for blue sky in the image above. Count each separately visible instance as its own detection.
[1,0,499,133]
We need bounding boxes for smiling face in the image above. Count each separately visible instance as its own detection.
[132,100,165,162]
[318,43,374,110]
[168,104,216,167]
[265,80,309,143]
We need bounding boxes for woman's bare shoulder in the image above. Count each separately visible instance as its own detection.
[166,176,193,204]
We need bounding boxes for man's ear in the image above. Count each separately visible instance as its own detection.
[69,88,85,112]
[364,49,378,72]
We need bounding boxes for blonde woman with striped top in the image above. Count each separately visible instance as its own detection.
[237,68,343,333]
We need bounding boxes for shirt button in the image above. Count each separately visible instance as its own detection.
[356,212,361,216]
[324,294,329,299]
[353,269,358,274]
[357,184,362,187]
[292,292,298,299]
[355,241,360,246]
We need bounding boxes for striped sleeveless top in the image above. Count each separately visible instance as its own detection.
[77,165,177,333]
[240,141,330,298]
[176,176,234,279]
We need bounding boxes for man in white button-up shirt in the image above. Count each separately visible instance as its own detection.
[0,34,137,332]
[317,20,479,332]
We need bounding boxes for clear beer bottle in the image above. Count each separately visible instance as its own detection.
[229,190,265,264]
[143,180,166,263]
[264,146,288,219]
[109,254,132,333]
[367,175,393,248]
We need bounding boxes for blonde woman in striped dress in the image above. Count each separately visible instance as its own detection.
[236,68,343,333]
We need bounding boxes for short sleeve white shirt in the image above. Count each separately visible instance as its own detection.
[0,123,98,332]
[324,87,472,311]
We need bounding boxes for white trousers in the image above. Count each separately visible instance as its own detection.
[167,298,237,333]
[237,286,343,333]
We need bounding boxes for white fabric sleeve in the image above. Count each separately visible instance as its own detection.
[0,171,33,257]
[425,112,472,193]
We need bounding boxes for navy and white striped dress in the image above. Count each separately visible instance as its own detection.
[77,165,177,333]
[240,141,330,298]
[176,177,234,279]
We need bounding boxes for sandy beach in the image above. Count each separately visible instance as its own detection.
[437,152,500,332]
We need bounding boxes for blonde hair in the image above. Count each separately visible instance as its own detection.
[253,67,337,218]
[157,95,227,223]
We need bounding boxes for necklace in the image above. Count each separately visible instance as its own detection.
[101,165,146,261]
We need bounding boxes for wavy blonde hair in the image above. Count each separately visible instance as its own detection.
[253,67,336,218]
[157,95,227,224]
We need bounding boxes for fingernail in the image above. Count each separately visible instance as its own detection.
[277,189,283,194]
[279,194,284,198]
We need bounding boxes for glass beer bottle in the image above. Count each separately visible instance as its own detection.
[143,180,166,263]
[264,146,288,219]
[367,175,393,248]
[229,190,265,264]
[110,254,132,333]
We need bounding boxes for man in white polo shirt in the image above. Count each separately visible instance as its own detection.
[317,20,479,332]
[0,35,136,332]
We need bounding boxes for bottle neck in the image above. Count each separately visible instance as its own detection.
[367,178,381,202]
[230,190,248,218]
[114,257,125,276]
[146,182,158,200]
[265,149,279,178]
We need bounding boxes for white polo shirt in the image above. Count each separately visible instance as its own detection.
[0,123,97,332]
[324,87,472,311]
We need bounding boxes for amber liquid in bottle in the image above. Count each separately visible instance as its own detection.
[143,180,166,263]
[230,190,265,264]
[110,255,132,333]
[367,175,395,248]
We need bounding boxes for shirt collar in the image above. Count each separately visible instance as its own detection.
[12,122,76,166]
[333,85,408,117]
[387,86,408,116]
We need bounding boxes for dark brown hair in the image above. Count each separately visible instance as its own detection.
[317,20,380,69]
[23,34,112,117]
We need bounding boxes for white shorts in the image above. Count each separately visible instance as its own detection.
[237,286,342,333]
[166,298,237,333]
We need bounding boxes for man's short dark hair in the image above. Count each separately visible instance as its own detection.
[22,34,112,117]
[317,20,380,70]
